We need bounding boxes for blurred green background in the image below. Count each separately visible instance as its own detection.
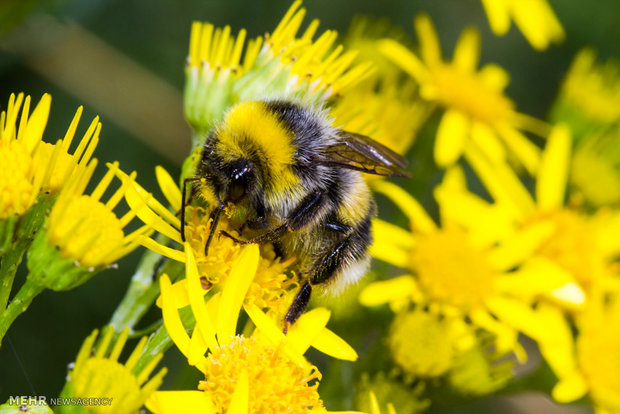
[0,0,618,412]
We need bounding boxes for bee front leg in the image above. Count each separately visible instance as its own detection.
[221,191,329,245]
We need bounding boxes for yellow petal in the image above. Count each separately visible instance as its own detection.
[510,0,565,51]
[155,279,190,309]
[533,304,577,378]
[311,328,358,361]
[188,326,208,372]
[536,124,571,210]
[481,0,511,35]
[156,165,182,211]
[496,123,541,175]
[470,307,518,354]
[371,218,415,250]
[434,186,514,248]
[244,303,307,366]
[23,93,50,153]
[452,27,480,71]
[378,39,428,83]
[359,275,419,307]
[436,109,469,167]
[479,64,510,92]
[552,372,589,403]
[226,368,249,414]
[441,165,467,191]
[160,274,191,359]
[146,390,215,414]
[370,219,413,268]
[125,183,183,244]
[487,220,555,270]
[371,180,436,233]
[217,245,259,343]
[185,245,218,351]
[287,307,331,355]
[414,14,441,66]
[465,145,536,218]
[470,122,506,164]
[369,391,380,414]
[140,236,186,263]
[495,257,583,307]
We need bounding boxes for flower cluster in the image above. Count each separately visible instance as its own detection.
[3,1,619,414]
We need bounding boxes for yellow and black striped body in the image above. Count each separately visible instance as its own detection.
[196,100,378,323]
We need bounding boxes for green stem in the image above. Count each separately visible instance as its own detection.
[0,240,28,311]
[108,247,163,333]
[108,236,184,337]
[134,305,195,374]
[0,278,44,346]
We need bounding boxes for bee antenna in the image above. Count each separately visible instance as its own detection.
[204,199,224,255]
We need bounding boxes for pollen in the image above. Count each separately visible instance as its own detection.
[183,206,241,285]
[184,206,296,313]
[432,64,514,124]
[49,195,125,267]
[199,335,323,414]
[411,227,494,309]
[0,141,35,219]
[388,308,456,377]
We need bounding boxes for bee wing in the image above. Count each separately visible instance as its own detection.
[315,131,412,178]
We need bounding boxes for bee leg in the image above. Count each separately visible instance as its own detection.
[222,191,328,245]
[283,282,312,332]
[311,234,353,285]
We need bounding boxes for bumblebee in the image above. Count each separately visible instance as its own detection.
[183,100,410,326]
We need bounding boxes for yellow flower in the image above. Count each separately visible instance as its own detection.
[360,168,581,357]
[480,0,564,50]
[147,244,358,413]
[388,307,474,378]
[45,162,146,269]
[61,327,166,414]
[543,288,620,414]
[355,372,429,414]
[185,0,374,137]
[380,14,547,173]
[448,332,514,396]
[0,93,99,219]
[467,124,620,296]
[343,15,412,82]
[22,162,148,295]
[368,391,396,414]
[118,166,298,317]
[552,49,620,128]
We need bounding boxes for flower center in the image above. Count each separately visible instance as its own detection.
[432,64,514,124]
[388,309,455,377]
[200,336,323,414]
[0,141,35,219]
[50,195,124,267]
[411,227,494,309]
[185,206,297,314]
[537,210,597,287]
[184,206,241,285]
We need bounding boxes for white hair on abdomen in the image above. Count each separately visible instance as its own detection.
[321,255,371,296]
